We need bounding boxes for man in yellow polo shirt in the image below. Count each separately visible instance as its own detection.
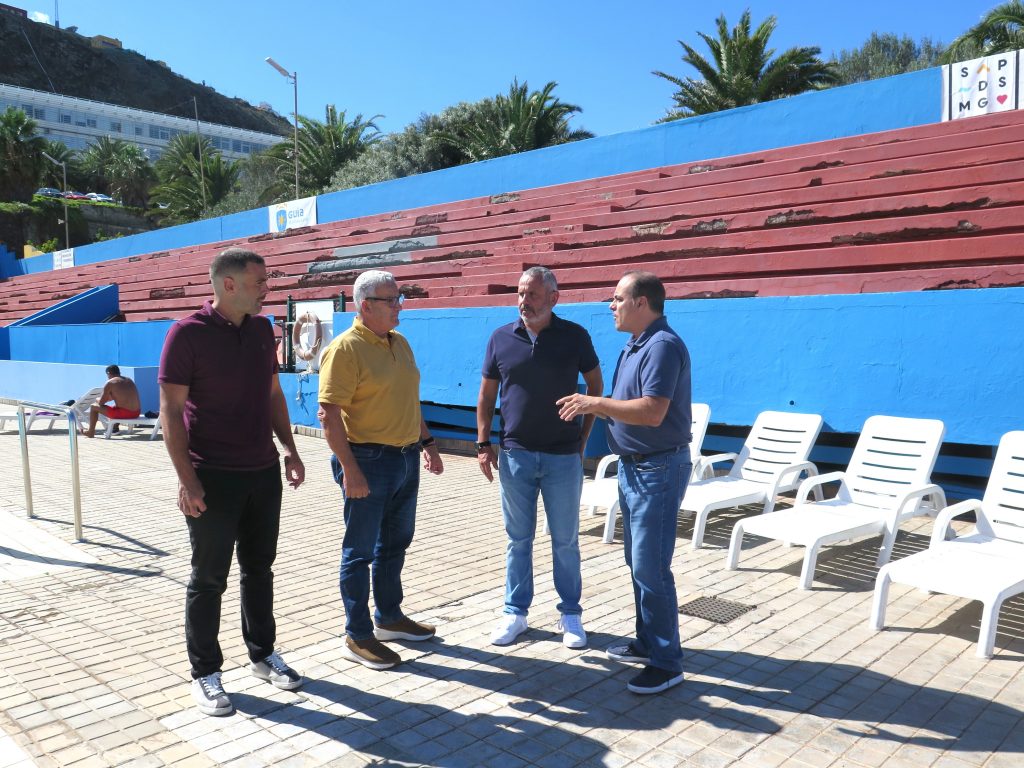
[318,270,444,670]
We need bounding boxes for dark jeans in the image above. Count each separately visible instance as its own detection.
[331,445,420,640]
[185,464,282,679]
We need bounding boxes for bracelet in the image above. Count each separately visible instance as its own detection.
[421,436,435,448]
[475,441,491,451]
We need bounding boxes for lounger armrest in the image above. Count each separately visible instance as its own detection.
[772,461,819,493]
[594,454,619,480]
[890,484,948,529]
[929,499,982,548]
[795,471,844,505]
[694,452,736,479]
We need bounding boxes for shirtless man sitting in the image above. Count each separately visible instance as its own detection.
[84,365,142,438]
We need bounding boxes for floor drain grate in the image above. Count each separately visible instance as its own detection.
[679,596,755,624]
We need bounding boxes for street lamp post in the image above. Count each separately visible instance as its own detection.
[265,56,300,200]
[41,150,69,250]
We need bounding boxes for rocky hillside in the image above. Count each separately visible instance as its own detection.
[0,13,291,135]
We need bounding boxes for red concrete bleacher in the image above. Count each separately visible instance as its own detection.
[2,109,1024,325]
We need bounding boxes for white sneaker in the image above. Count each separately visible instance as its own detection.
[490,614,528,646]
[557,614,587,649]
[191,672,233,716]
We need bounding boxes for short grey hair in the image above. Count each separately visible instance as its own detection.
[354,270,398,307]
[521,266,558,292]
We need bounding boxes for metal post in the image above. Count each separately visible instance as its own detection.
[17,406,33,518]
[67,412,82,541]
[292,71,300,200]
[286,294,295,372]
[193,96,207,212]
[17,401,84,541]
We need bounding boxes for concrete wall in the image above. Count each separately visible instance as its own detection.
[1,69,940,279]
[6,319,174,366]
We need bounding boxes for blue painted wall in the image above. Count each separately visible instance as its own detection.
[2,69,940,279]
[0,361,159,412]
[7,319,174,365]
[322,285,1022,448]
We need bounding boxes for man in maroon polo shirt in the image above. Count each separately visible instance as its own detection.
[159,247,305,717]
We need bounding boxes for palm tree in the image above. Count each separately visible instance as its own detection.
[653,10,839,121]
[106,143,154,209]
[79,136,131,194]
[151,136,239,222]
[435,80,593,162]
[945,1,1024,61]
[267,106,381,196]
[39,140,77,190]
[0,107,46,202]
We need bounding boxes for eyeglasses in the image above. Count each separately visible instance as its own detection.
[365,294,405,307]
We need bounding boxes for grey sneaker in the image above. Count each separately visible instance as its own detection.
[251,650,303,690]
[606,642,650,665]
[191,672,233,716]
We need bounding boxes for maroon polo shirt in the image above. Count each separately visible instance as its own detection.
[158,300,280,471]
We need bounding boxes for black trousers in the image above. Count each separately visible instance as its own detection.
[184,464,282,679]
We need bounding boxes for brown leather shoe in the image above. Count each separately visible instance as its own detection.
[373,616,436,642]
[341,636,400,670]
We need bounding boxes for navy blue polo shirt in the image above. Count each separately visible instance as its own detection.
[483,314,600,454]
[606,315,692,456]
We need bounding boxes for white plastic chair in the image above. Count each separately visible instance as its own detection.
[682,410,824,550]
[726,415,946,590]
[870,430,1024,658]
[98,414,162,440]
[578,403,710,543]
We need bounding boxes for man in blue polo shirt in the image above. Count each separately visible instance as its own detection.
[558,270,691,694]
[476,267,603,649]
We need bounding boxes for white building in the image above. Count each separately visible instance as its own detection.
[0,82,285,162]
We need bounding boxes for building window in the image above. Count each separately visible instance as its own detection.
[110,121,121,132]
[135,125,143,135]
[60,112,71,124]
[34,107,45,120]
[86,118,97,128]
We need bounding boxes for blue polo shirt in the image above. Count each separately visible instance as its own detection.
[606,316,692,456]
[483,314,600,454]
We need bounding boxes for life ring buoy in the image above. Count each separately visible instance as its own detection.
[292,311,323,361]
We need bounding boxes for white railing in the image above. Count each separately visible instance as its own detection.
[16,400,83,541]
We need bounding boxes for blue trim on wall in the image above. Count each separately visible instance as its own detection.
[1,69,941,279]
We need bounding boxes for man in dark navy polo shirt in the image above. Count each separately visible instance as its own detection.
[159,248,306,716]
[477,267,603,649]
[558,271,691,695]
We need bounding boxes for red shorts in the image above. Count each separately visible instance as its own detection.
[104,406,141,420]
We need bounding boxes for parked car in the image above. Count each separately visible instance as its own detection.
[63,190,89,200]
[86,193,115,203]
[35,187,63,198]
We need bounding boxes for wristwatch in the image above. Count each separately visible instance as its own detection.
[475,441,492,450]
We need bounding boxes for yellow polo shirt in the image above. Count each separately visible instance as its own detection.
[318,316,421,446]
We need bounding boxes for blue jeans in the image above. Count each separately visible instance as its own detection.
[331,445,420,640]
[618,449,691,674]
[499,448,583,616]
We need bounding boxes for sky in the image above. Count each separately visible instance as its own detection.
[9,0,1003,138]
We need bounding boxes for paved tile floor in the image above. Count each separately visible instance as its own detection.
[0,428,1022,767]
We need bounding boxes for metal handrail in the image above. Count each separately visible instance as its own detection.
[16,400,83,541]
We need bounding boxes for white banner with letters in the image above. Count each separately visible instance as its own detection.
[52,248,74,269]
[268,196,317,233]
[942,50,1021,121]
